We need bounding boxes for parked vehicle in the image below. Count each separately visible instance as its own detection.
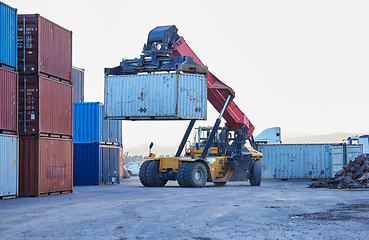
[124,162,142,176]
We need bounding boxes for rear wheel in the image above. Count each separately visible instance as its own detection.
[139,160,152,186]
[249,161,261,186]
[184,162,207,188]
[177,162,190,187]
[128,170,133,176]
[146,160,167,187]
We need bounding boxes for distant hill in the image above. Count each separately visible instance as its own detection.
[124,132,367,156]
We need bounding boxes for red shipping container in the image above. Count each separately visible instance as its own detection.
[19,136,73,197]
[17,14,72,81]
[18,75,72,137]
[0,67,18,134]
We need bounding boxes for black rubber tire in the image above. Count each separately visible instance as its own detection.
[139,160,152,186]
[249,161,261,186]
[177,162,190,187]
[146,160,167,187]
[128,170,133,176]
[184,162,207,188]
[213,182,227,187]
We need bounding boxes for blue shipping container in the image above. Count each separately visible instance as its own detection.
[0,1,17,70]
[73,102,122,145]
[73,143,120,185]
[72,66,84,102]
[0,134,18,198]
[104,73,207,120]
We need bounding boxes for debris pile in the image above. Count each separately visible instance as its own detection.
[309,155,369,189]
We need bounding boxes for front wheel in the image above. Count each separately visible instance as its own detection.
[184,162,207,188]
[249,161,261,186]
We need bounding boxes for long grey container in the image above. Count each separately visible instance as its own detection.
[0,134,18,199]
[72,66,84,102]
[0,1,17,70]
[104,73,207,120]
[257,144,363,179]
[73,102,122,145]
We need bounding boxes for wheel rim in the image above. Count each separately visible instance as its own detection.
[194,170,203,182]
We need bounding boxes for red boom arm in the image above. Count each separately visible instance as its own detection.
[170,37,255,137]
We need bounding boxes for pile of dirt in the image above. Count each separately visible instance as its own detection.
[309,155,369,189]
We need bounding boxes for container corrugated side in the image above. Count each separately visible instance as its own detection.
[19,136,73,197]
[0,2,17,70]
[0,134,18,198]
[104,73,207,120]
[73,102,122,145]
[73,143,120,185]
[0,67,18,134]
[17,14,72,81]
[18,75,72,137]
[258,144,344,179]
[72,66,84,102]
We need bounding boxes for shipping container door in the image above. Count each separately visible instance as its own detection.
[0,134,18,197]
[331,145,344,177]
[109,147,120,183]
[101,145,110,183]
[345,144,363,165]
[177,73,207,119]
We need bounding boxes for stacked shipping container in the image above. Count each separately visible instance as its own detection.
[0,1,18,199]
[73,103,122,185]
[17,14,73,197]
[73,102,122,185]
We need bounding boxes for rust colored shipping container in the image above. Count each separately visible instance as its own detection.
[0,67,18,134]
[19,136,73,197]
[17,14,72,81]
[18,75,72,137]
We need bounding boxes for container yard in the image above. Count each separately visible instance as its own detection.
[1,0,369,239]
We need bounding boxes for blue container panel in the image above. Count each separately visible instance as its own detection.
[72,67,84,102]
[104,73,207,120]
[73,102,100,144]
[73,143,120,185]
[73,102,122,145]
[73,143,100,185]
[0,2,17,70]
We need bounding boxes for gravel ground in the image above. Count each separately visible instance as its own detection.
[1,177,369,240]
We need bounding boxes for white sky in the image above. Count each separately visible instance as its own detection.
[6,0,369,147]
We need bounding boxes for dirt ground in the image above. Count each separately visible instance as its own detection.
[1,177,369,240]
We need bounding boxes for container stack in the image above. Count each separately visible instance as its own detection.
[73,102,122,185]
[0,1,19,200]
[17,14,73,197]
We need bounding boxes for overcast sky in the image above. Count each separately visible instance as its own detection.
[6,0,369,147]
